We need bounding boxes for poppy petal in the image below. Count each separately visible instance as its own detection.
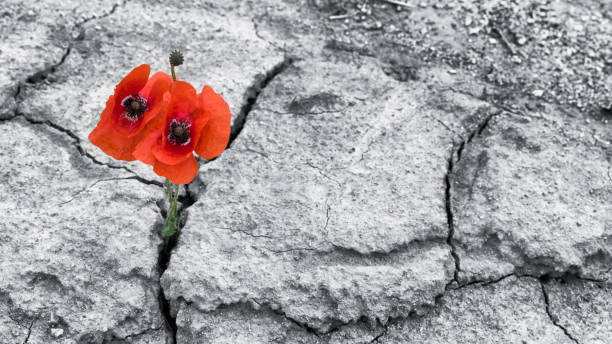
[88,129,137,161]
[114,64,150,101]
[195,86,231,159]
[133,131,162,166]
[153,142,194,165]
[140,72,173,100]
[167,81,198,118]
[89,94,115,137]
[153,154,198,185]
[140,72,173,126]
[89,95,137,161]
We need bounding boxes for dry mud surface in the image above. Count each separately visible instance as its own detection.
[0,0,610,343]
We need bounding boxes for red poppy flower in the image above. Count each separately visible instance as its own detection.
[133,81,231,184]
[88,64,173,161]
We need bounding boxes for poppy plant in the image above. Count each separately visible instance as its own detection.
[88,51,231,243]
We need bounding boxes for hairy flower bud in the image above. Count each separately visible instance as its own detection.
[169,50,184,67]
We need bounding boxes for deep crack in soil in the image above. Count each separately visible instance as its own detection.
[157,182,197,343]
[227,56,294,149]
[444,107,498,289]
[539,277,581,344]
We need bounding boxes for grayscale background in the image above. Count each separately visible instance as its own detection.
[0,0,610,343]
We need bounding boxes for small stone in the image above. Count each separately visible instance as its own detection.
[51,328,64,338]
[532,89,544,97]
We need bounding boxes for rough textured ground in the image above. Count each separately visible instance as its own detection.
[1,0,610,343]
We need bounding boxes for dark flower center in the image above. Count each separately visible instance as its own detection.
[168,119,191,145]
[121,95,148,121]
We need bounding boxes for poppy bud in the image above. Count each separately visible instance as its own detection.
[169,50,184,67]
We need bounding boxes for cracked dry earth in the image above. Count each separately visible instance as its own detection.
[1,0,610,343]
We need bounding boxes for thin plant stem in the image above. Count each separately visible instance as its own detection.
[171,65,176,82]
[164,178,180,228]
[164,179,173,228]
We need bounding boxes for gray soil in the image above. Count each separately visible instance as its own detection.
[0,0,610,343]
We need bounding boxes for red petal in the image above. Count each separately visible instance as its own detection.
[133,130,162,165]
[153,140,195,165]
[153,154,198,184]
[89,95,137,161]
[114,64,150,102]
[166,81,198,121]
[195,86,231,159]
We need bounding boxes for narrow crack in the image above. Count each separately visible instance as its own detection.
[75,0,131,28]
[22,320,34,344]
[444,108,499,289]
[454,272,517,290]
[20,0,131,88]
[539,280,581,344]
[24,47,72,85]
[10,114,163,188]
[444,151,461,289]
[426,114,465,140]
[156,182,197,343]
[249,299,324,336]
[250,15,285,52]
[101,326,163,343]
[59,176,155,205]
[227,57,293,149]
[447,274,583,344]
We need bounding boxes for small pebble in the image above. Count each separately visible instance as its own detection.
[51,328,64,338]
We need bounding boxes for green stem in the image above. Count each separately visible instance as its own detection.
[171,65,176,82]
[163,178,181,243]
